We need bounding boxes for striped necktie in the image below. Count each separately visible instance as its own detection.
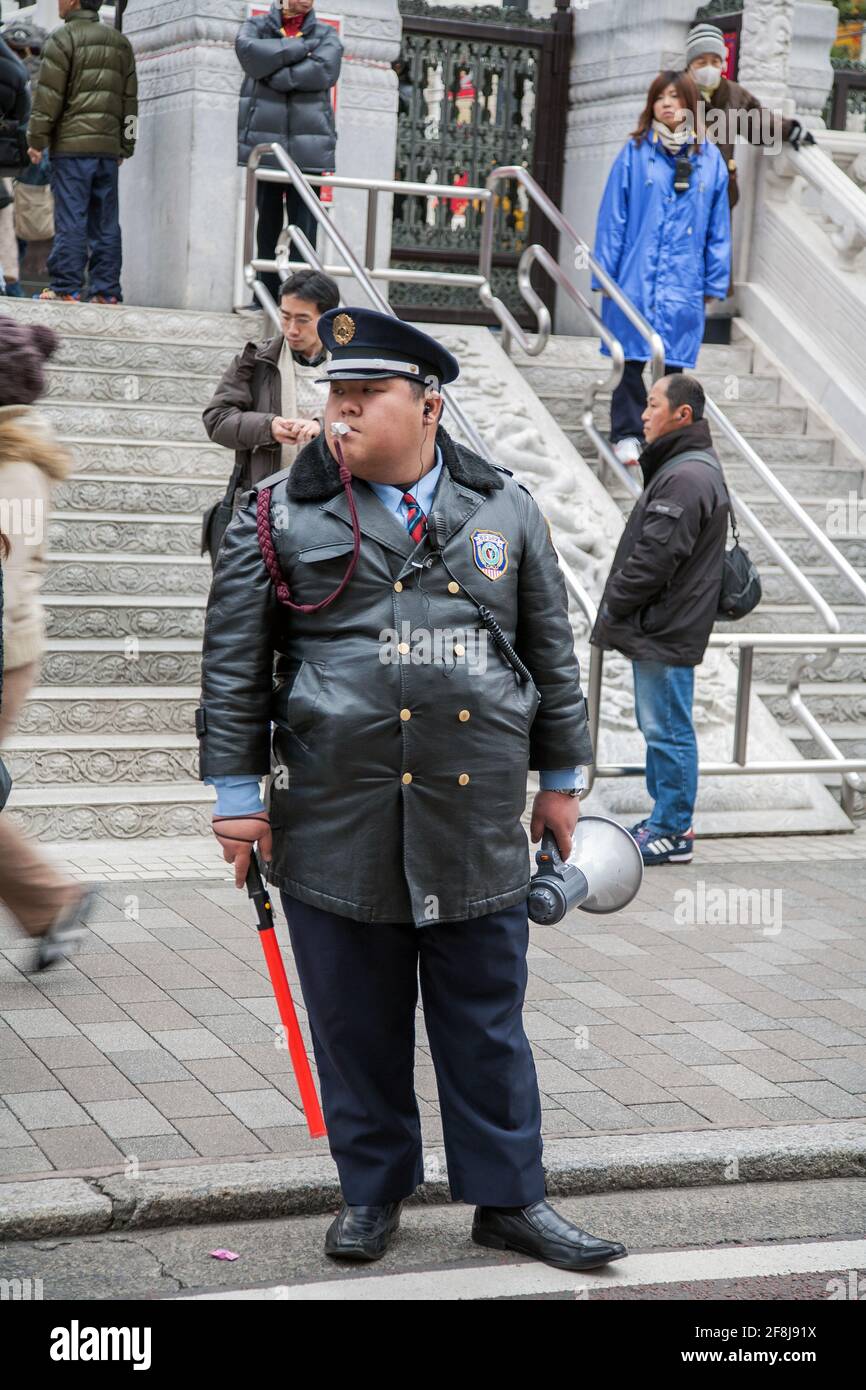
[401,491,427,544]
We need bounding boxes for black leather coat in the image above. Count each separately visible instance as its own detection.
[197,428,593,926]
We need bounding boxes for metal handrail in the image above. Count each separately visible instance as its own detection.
[240,151,866,815]
[473,162,866,808]
[585,635,866,815]
[242,143,492,461]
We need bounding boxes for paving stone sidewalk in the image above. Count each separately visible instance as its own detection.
[1,833,865,1179]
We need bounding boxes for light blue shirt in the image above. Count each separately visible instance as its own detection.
[366,445,444,526]
[204,444,581,814]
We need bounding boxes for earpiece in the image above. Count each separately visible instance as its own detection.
[423,403,432,417]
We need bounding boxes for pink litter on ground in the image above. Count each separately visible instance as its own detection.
[210,1249,240,1261]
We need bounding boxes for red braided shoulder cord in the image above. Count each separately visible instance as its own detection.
[256,462,361,614]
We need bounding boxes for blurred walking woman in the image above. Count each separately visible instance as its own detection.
[592,70,731,465]
[0,318,95,969]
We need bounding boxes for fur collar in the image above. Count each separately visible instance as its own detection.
[285,425,505,502]
[0,405,71,481]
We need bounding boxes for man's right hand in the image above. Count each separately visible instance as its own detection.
[212,811,273,889]
[27,147,43,165]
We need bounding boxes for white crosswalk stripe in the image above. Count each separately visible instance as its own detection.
[173,1238,866,1301]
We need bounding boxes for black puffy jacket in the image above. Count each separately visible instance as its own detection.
[590,419,729,666]
[236,4,342,172]
[0,36,29,125]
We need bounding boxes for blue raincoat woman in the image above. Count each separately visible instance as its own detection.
[592,69,731,463]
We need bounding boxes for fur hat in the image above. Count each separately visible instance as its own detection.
[0,318,59,407]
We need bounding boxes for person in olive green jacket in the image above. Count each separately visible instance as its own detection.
[26,0,137,304]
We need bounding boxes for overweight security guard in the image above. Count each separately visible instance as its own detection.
[197,309,628,1273]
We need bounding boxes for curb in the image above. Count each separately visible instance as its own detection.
[2,1122,865,1242]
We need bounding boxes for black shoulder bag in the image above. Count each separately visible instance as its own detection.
[201,460,244,567]
[680,448,762,622]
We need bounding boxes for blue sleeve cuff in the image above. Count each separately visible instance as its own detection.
[539,768,586,791]
[204,775,265,816]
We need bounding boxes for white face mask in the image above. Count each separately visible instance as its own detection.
[693,64,722,90]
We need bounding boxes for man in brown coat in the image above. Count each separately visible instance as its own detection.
[684,22,813,299]
[201,267,339,562]
[685,21,813,212]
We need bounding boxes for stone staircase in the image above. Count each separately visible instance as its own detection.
[514,327,866,814]
[2,300,261,842]
[1,300,860,848]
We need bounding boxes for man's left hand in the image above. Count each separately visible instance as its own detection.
[27,147,43,165]
[291,419,321,446]
[530,790,581,862]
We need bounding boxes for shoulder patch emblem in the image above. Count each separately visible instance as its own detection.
[471,529,509,581]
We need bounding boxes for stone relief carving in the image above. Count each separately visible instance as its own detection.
[738,0,795,109]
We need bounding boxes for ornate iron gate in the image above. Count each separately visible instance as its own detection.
[391,0,572,324]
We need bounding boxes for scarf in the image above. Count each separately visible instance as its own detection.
[651,118,694,155]
[278,336,299,469]
[281,14,305,37]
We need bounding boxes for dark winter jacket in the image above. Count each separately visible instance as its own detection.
[202,335,283,498]
[197,426,593,926]
[27,9,137,159]
[0,36,29,125]
[236,3,342,171]
[590,418,729,666]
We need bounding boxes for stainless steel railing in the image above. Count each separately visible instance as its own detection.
[240,149,866,816]
[242,143,491,460]
[475,163,866,813]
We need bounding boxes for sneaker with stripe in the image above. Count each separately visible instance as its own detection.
[631,826,694,865]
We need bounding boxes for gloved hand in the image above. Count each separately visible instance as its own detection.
[787,120,816,152]
[212,811,273,889]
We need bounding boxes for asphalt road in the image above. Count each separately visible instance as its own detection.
[3,1177,865,1303]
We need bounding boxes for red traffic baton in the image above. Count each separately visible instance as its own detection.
[245,849,327,1139]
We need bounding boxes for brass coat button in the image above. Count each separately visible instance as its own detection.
[394,581,403,592]
[400,708,412,721]
[458,773,470,785]
[447,581,460,594]
[454,643,465,657]
[402,772,413,784]
[458,709,470,722]
[397,641,410,654]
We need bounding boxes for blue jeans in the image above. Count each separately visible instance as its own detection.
[47,155,122,299]
[632,660,698,836]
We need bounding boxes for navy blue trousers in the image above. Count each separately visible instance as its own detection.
[48,155,122,299]
[280,891,546,1207]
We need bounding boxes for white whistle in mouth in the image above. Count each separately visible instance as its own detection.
[330,422,351,437]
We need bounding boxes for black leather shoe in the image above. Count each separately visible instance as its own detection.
[472,1200,627,1271]
[324,1201,403,1262]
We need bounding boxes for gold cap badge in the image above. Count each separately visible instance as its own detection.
[333,313,356,346]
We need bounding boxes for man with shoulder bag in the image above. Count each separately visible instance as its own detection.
[591,373,759,866]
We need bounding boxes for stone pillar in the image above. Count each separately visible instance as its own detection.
[738,0,796,111]
[119,0,400,313]
[313,0,401,308]
[787,2,837,124]
[557,0,698,335]
[120,1,249,310]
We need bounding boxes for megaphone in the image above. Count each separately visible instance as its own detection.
[528,815,644,925]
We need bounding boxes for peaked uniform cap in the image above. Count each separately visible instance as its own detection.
[316,307,459,388]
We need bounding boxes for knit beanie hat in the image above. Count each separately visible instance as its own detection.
[0,318,59,408]
[685,23,727,67]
